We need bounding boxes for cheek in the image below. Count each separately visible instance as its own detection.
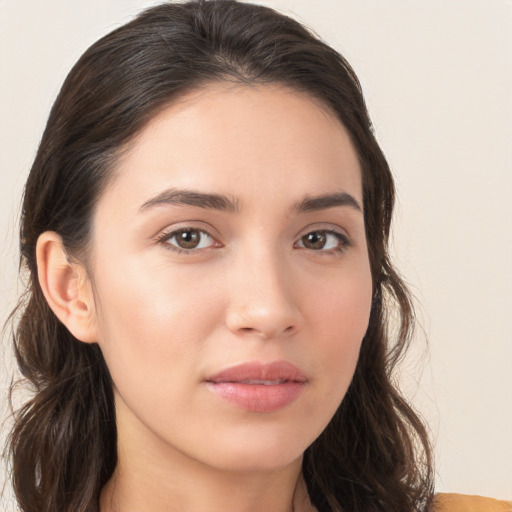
[91,257,223,385]
[305,263,372,400]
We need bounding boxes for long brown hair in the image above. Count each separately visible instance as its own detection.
[5,1,434,511]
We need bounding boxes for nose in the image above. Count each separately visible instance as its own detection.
[225,250,303,339]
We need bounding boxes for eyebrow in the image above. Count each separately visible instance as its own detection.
[295,192,362,213]
[139,188,362,214]
[139,188,239,212]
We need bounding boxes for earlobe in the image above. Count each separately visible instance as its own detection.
[36,231,98,343]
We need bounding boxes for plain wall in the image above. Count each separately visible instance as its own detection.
[1,0,511,504]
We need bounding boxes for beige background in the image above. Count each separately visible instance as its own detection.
[1,0,511,504]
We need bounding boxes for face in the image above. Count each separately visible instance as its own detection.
[87,84,373,473]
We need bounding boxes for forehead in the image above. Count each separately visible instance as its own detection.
[101,83,363,212]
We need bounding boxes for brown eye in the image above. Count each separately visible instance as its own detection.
[301,232,327,250]
[163,229,215,251]
[297,230,349,252]
[175,230,201,249]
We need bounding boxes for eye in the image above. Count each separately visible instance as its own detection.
[296,230,350,252]
[159,228,217,252]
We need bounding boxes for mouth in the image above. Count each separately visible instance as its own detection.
[228,379,288,385]
[205,360,307,413]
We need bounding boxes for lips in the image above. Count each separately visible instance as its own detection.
[205,360,307,413]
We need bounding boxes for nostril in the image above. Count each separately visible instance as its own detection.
[235,324,296,338]
[225,299,302,339]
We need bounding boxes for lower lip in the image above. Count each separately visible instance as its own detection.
[206,381,305,413]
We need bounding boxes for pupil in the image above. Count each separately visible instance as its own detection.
[178,230,199,249]
[304,232,326,249]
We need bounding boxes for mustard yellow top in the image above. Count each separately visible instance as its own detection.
[433,493,512,512]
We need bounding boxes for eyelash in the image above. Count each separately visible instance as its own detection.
[155,227,351,255]
[155,228,220,254]
[295,230,351,254]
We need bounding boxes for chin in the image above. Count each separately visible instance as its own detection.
[210,449,304,474]
[192,425,315,474]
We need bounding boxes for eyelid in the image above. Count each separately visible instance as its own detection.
[294,224,352,253]
[154,223,222,254]
[295,223,351,241]
[153,222,352,255]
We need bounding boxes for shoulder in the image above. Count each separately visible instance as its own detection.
[433,493,512,512]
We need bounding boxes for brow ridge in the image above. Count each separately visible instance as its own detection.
[139,188,239,212]
[295,192,362,213]
[140,188,361,215]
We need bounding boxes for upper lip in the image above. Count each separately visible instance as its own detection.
[206,360,307,383]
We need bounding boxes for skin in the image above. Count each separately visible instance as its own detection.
[38,84,373,512]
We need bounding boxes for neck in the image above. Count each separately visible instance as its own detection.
[101,466,309,512]
[100,455,308,512]
[100,396,313,512]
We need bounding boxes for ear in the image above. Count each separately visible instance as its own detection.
[36,231,98,343]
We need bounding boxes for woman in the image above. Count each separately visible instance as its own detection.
[4,1,509,512]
